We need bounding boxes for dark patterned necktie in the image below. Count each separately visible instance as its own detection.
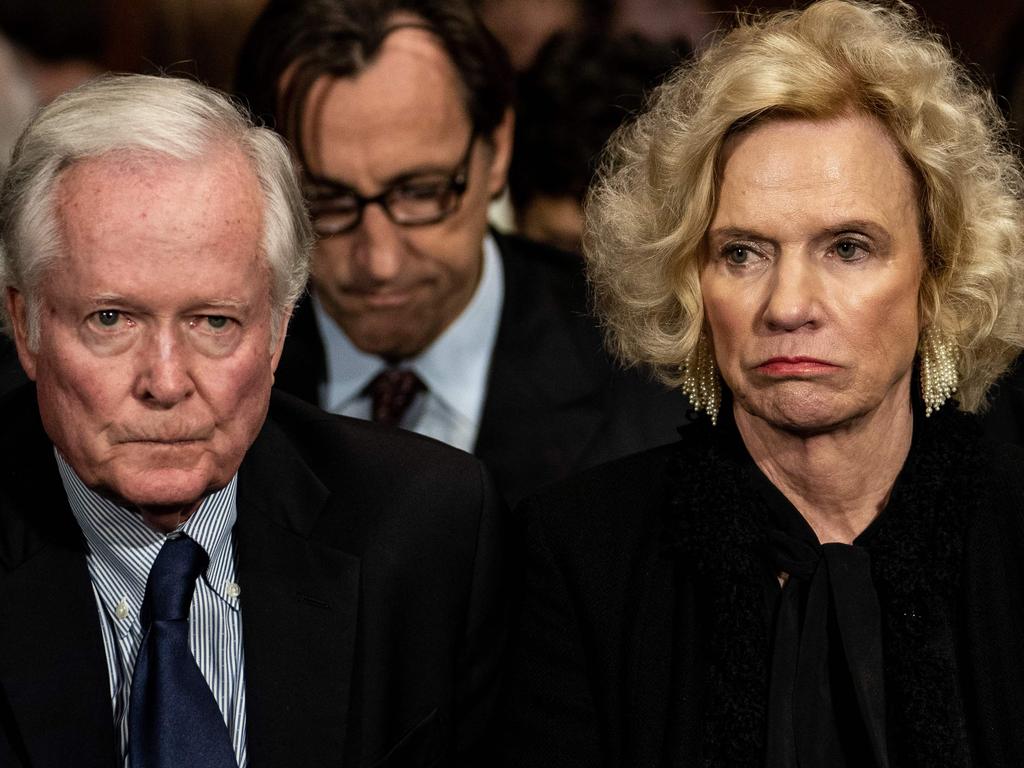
[367,368,425,427]
[128,534,237,768]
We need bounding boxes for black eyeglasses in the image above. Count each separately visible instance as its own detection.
[304,133,476,237]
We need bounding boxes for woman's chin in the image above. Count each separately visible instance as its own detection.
[734,388,881,436]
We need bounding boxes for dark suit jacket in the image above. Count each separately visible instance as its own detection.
[274,231,690,504]
[502,404,1024,767]
[981,357,1024,446]
[0,385,508,768]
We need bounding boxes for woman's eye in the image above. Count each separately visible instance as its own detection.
[724,246,752,265]
[835,240,865,261]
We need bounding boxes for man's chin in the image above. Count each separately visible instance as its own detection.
[344,321,435,360]
[102,467,221,518]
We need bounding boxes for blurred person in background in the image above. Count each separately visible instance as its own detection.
[0,35,35,176]
[236,0,688,505]
[612,0,715,46]
[0,0,104,105]
[473,0,611,71]
[0,0,107,398]
[509,31,685,254]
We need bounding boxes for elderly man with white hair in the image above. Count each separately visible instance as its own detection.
[0,73,507,768]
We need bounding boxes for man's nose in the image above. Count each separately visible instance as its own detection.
[352,203,404,282]
[762,253,824,332]
[134,328,195,407]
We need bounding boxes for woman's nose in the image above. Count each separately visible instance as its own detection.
[762,254,824,331]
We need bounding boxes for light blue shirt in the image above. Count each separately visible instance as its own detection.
[58,453,248,767]
[314,233,505,452]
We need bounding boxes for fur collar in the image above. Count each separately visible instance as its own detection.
[661,401,987,766]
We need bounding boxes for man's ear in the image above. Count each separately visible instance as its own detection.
[485,107,515,200]
[6,288,37,380]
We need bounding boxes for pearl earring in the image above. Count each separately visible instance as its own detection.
[680,332,721,425]
[919,325,958,416]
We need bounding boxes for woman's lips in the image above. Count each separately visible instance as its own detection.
[756,356,840,376]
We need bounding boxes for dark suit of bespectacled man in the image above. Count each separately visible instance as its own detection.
[234,0,691,507]
[0,73,508,768]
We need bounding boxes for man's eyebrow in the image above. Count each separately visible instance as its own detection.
[88,294,135,307]
[85,296,251,312]
[183,299,252,314]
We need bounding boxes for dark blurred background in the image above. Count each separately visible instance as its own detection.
[0,0,1019,99]
[1,0,1021,174]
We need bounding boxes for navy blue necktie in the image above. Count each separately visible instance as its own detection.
[128,534,238,768]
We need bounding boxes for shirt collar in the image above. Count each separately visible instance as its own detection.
[58,451,240,634]
[314,232,505,426]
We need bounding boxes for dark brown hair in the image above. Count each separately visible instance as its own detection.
[235,0,514,167]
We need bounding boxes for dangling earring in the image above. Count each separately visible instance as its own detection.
[919,325,958,416]
[680,331,721,425]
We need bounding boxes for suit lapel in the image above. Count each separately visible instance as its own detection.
[0,416,117,768]
[236,415,360,767]
[475,236,607,501]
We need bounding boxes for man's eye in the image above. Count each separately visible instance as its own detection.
[192,315,233,332]
[310,195,359,213]
[394,180,446,201]
[90,310,130,329]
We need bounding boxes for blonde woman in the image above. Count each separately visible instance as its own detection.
[502,1,1024,766]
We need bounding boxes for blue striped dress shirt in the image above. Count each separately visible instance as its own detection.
[56,451,248,767]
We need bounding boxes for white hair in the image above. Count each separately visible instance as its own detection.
[0,73,313,347]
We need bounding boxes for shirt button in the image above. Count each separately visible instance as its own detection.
[115,599,129,621]
[226,582,241,598]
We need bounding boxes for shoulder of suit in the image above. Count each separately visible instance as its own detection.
[493,231,589,301]
[264,388,487,490]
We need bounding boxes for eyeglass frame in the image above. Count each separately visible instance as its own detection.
[303,131,477,237]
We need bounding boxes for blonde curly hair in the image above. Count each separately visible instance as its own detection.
[585,0,1024,412]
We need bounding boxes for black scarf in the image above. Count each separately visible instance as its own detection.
[661,400,986,767]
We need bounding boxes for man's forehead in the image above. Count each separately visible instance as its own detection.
[299,27,470,146]
[56,145,262,228]
[375,21,459,75]
[48,145,267,294]
[58,144,251,189]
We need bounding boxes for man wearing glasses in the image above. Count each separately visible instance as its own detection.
[237,0,687,504]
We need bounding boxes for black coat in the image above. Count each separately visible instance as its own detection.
[273,231,689,504]
[0,385,509,768]
[502,403,1024,767]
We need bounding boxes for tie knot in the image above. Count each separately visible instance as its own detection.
[367,367,425,427]
[141,534,208,624]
